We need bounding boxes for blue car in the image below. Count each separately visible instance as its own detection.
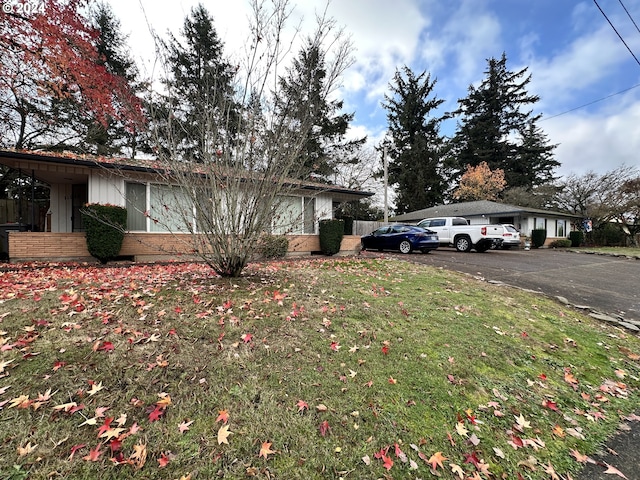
[361,224,439,254]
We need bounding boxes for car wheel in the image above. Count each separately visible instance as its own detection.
[455,235,472,252]
[399,240,412,254]
[421,249,431,254]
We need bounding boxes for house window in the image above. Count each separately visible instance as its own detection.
[535,217,546,230]
[303,197,315,234]
[126,183,147,231]
[272,196,316,234]
[149,184,192,232]
[557,220,566,237]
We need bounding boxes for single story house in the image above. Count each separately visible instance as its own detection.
[391,200,582,245]
[0,149,373,261]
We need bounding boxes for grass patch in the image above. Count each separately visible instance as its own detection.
[1,258,639,479]
[572,246,640,258]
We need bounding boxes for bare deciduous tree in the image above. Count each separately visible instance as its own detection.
[140,0,355,276]
[556,165,640,245]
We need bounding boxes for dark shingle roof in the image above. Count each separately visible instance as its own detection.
[391,200,581,222]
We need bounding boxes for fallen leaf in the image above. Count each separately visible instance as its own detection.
[178,420,193,433]
[259,441,275,459]
[216,409,229,423]
[82,444,103,462]
[130,443,147,470]
[17,442,37,456]
[602,463,628,479]
[428,451,447,470]
[217,424,232,444]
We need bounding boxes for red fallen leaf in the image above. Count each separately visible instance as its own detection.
[148,405,165,422]
[97,341,115,352]
[109,437,123,453]
[447,374,457,384]
[319,420,331,436]
[157,452,170,468]
[296,400,309,413]
[381,345,389,355]
[97,417,114,438]
[542,399,559,411]
[538,373,547,381]
[464,451,480,467]
[68,443,86,460]
[83,444,103,462]
[53,360,66,371]
[241,333,253,343]
[382,453,394,470]
[330,341,340,351]
[216,409,229,423]
[508,434,524,449]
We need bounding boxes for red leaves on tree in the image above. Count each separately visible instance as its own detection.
[0,0,144,148]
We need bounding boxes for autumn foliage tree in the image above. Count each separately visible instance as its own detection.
[453,162,506,201]
[0,0,143,151]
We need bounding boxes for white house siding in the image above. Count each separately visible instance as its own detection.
[316,194,333,222]
[88,172,126,207]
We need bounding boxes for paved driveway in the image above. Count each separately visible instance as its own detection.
[382,248,640,324]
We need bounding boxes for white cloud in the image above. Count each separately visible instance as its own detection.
[547,98,640,176]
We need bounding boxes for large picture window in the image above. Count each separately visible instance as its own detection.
[126,182,193,232]
[556,220,566,237]
[272,196,316,234]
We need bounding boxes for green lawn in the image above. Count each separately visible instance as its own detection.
[1,258,639,479]
[571,246,640,258]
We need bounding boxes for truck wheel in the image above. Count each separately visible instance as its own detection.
[399,240,412,254]
[455,235,472,252]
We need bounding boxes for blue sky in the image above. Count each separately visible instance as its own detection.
[109,0,640,180]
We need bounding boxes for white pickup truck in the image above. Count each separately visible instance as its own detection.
[416,216,504,252]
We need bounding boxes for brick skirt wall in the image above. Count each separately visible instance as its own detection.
[7,232,362,262]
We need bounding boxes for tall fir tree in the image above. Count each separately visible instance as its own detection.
[159,3,237,162]
[276,41,364,181]
[80,2,144,157]
[449,52,557,190]
[382,66,446,214]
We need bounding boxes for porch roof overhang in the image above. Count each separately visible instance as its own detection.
[0,150,375,202]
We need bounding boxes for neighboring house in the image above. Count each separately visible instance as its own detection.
[0,150,373,261]
[391,200,582,245]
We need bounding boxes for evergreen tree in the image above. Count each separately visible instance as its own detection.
[450,53,557,189]
[276,41,364,181]
[159,3,237,161]
[81,2,145,157]
[382,66,446,214]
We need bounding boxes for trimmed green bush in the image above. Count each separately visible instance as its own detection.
[531,229,547,248]
[549,239,572,248]
[82,204,127,263]
[258,234,289,259]
[319,219,344,256]
[569,230,584,247]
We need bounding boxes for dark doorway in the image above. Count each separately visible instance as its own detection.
[71,184,88,232]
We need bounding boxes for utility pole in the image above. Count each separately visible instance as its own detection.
[383,145,388,223]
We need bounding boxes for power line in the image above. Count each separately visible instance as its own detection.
[593,0,640,67]
[617,0,640,35]
[541,82,640,121]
